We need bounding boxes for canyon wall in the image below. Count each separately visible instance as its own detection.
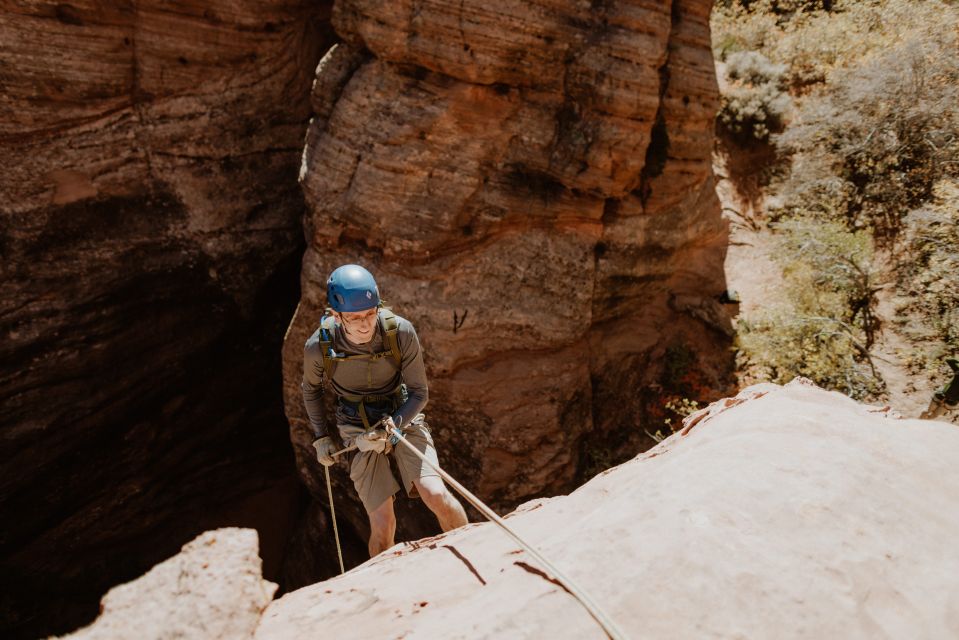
[283,0,732,549]
[0,1,733,634]
[0,2,329,637]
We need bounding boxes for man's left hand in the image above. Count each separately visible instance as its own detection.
[381,415,397,434]
[382,416,403,446]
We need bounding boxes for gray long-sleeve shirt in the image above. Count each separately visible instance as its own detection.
[301,310,429,439]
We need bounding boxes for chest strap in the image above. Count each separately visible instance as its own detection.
[318,307,403,380]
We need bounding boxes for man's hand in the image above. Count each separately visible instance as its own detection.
[382,415,397,432]
[355,429,389,454]
[382,416,401,446]
[312,436,336,467]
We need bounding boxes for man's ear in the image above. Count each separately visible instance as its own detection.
[330,311,342,323]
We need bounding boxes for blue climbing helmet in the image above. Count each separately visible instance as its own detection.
[326,264,380,312]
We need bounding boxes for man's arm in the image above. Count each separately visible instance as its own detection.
[393,320,428,429]
[302,332,330,439]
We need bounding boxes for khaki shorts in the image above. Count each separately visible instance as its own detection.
[338,415,440,513]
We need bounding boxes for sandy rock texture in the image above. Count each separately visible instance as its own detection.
[259,380,959,639]
[283,0,732,546]
[61,528,276,640]
[0,2,328,637]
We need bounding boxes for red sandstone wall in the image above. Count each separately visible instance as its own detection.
[283,0,732,539]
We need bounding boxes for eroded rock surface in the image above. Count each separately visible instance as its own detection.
[0,2,328,637]
[260,380,959,639]
[61,528,276,640]
[58,382,959,638]
[283,0,731,546]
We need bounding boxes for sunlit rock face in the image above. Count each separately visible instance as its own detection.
[0,2,329,637]
[263,381,959,640]
[283,0,731,551]
[63,529,276,640]
[54,382,959,639]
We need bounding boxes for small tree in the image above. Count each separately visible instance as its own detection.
[736,216,883,399]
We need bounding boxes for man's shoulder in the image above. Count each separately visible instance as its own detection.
[379,307,413,331]
[304,328,323,354]
[379,308,416,333]
[305,315,340,346]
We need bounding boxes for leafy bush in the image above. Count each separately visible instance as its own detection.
[713,0,959,90]
[718,0,959,402]
[775,27,959,238]
[736,216,883,399]
[725,50,787,87]
[737,312,883,399]
[712,0,835,68]
[718,51,792,143]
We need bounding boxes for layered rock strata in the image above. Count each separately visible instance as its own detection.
[283,0,731,548]
[0,2,329,637]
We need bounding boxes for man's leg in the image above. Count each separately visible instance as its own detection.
[413,476,468,532]
[347,425,401,557]
[367,495,396,556]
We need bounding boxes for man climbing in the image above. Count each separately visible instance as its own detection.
[301,264,468,557]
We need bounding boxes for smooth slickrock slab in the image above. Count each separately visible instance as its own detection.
[259,380,959,639]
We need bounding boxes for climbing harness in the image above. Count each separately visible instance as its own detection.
[383,423,629,640]
[319,307,406,431]
[318,307,402,380]
[339,384,406,432]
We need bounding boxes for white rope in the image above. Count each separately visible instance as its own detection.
[324,464,346,574]
[386,425,628,640]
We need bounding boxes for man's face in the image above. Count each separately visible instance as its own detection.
[337,307,378,344]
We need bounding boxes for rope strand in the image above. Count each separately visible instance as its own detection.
[324,465,346,574]
[386,425,628,640]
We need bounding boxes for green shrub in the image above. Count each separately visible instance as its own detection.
[718,51,792,143]
[713,0,959,90]
[736,216,883,399]
[778,216,880,343]
[737,312,883,399]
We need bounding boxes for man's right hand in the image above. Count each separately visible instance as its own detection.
[355,429,389,454]
[312,436,336,467]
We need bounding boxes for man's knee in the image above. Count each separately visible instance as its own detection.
[415,476,450,506]
[414,476,467,531]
